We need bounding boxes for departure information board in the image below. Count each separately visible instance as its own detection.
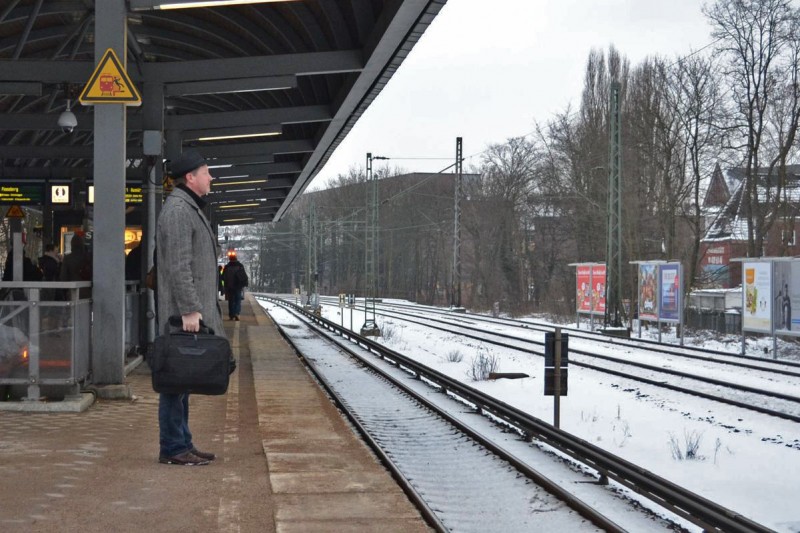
[0,184,44,205]
[88,185,143,205]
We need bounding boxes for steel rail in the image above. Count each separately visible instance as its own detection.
[350,297,800,373]
[272,301,627,532]
[335,300,800,421]
[264,296,774,533]
[274,317,449,533]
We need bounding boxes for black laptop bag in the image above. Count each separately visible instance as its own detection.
[150,316,235,395]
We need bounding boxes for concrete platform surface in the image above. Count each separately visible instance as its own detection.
[0,294,431,533]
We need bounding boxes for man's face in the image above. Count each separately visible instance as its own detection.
[186,165,213,196]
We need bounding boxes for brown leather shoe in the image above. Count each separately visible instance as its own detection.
[159,451,210,466]
[190,448,216,461]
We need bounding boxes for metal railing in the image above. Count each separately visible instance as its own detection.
[0,281,91,400]
[0,281,148,402]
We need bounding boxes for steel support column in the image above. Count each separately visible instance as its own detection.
[91,0,127,384]
[452,137,463,308]
[142,81,164,344]
[361,152,380,336]
[604,81,624,328]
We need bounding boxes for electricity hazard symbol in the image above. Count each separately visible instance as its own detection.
[79,48,141,106]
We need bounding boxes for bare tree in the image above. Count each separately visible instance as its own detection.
[668,53,726,286]
[705,0,800,255]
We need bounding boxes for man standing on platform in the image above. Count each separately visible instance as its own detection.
[222,251,248,321]
[156,149,225,466]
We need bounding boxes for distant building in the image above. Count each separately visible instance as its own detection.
[700,164,800,288]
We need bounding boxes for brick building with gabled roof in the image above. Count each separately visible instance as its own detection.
[700,164,800,288]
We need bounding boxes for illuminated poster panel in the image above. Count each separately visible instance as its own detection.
[591,264,606,316]
[576,265,592,313]
[742,261,772,333]
[772,260,800,336]
[638,264,658,321]
[660,264,681,322]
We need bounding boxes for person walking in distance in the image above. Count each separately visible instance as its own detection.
[156,149,225,466]
[38,243,61,282]
[222,251,248,321]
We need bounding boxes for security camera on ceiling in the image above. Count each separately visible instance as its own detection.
[58,99,77,133]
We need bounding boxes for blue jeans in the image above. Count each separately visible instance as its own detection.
[227,290,242,318]
[159,393,193,457]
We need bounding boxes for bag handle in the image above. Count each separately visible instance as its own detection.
[166,315,215,335]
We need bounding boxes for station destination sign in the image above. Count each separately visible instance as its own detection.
[0,184,45,205]
[87,185,143,205]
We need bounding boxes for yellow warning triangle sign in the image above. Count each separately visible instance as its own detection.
[5,205,25,218]
[79,48,141,106]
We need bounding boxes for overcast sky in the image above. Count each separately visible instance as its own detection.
[311,0,714,189]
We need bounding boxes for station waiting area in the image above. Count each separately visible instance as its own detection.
[0,294,430,532]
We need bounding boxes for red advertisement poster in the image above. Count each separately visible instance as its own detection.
[576,265,592,313]
[591,264,606,315]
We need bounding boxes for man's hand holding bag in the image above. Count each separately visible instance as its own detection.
[150,316,236,395]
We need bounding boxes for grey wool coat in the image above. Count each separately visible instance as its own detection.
[156,187,225,338]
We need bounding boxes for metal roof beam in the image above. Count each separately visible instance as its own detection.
[0,61,93,83]
[0,145,144,159]
[145,50,362,82]
[167,105,330,130]
[164,75,297,97]
[206,154,274,166]
[198,139,313,158]
[0,112,143,131]
[0,50,361,83]
[213,175,293,187]
[208,189,287,202]
[0,165,146,179]
[0,82,42,95]
[214,162,300,178]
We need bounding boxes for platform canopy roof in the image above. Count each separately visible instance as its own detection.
[0,0,446,225]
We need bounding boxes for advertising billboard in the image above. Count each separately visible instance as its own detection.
[742,261,772,333]
[590,264,606,315]
[772,260,800,336]
[638,264,658,321]
[660,263,681,322]
[576,265,592,313]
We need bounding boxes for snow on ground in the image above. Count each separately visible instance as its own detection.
[261,297,800,532]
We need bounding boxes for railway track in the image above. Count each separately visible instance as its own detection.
[313,296,800,422]
[263,296,774,533]
[355,298,800,373]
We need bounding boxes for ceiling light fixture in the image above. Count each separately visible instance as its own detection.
[158,0,298,10]
[222,218,255,223]
[212,179,267,187]
[197,131,281,142]
[219,202,260,209]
